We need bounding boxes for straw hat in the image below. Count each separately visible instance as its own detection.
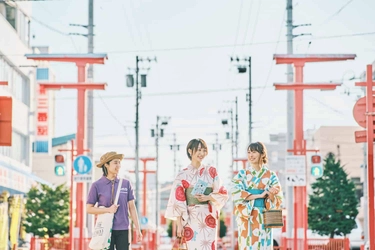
[96,151,124,168]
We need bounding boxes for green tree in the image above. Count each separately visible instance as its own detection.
[167,220,173,238]
[308,152,359,238]
[219,216,227,238]
[24,183,70,237]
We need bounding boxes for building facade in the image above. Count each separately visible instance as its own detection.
[0,1,51,195]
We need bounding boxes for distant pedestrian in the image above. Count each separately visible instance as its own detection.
[231,142,283,249]
[165,138,229,249]
[87,151,142,250]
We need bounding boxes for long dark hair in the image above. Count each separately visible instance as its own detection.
[248,141,268,164]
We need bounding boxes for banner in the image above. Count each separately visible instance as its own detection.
[10,195,22,247]
[0,202,8,250]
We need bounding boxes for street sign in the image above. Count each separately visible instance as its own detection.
[353,96,375,128]
[285,155,306,186]
[285,155,306,174]
[140,217,148,225]
[73,175,92,182]
[286,175,306,186]
[73,155,93,175]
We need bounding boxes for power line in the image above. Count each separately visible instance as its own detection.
[96,93,134,147]
[321,0,355,25]
[231,0,245,56]
[30,16,68,36]
[103,31,375,54]
[3,31,375,58]
[255,8,286,104]
[54,86,273,100]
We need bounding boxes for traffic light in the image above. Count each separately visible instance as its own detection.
[54,154,66,176]
[310,154,323,178]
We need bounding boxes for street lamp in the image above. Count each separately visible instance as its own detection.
[126,56,157,213]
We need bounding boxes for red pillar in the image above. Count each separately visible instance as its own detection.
[354,65,375,250]
[273,54,356,250]
[126,157,156,217]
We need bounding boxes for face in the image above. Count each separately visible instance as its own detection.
[189,144,207,163]
[247,148,261,165]
[105,159,122,175]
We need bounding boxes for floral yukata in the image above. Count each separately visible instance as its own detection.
[231,165,283,250]
[165,165,229,250]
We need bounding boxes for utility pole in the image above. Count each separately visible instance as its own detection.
[152,116,169,250]
[126,56,157,213]
[235,96,239,166]
[285,0,311,238]
[248,57,252,144]
[230,57,252,145]
[212,133,221,169]
[170,133,180,177]
[87,0,94,237]
[135,56,140,212]
[286,0,294,238]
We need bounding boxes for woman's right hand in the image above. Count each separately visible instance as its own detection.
[107,204,119,214]
[260,190,269,198]
[176,224,184,238]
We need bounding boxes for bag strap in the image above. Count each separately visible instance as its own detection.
[113,178,123,205]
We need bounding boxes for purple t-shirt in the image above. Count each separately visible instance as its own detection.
[87,176,135,230]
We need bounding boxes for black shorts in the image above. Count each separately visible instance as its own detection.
[109,230,130,250]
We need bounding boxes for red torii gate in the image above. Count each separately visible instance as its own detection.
[273,54,356,250]
[25,53,107,250]
[125,157,156,217]
[353,64,375,250]
[125,157,156,250]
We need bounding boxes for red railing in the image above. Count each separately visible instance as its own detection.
[30,238,90,250]
[277,238,350,250]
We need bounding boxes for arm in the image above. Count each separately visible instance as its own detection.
[231,170,268,218]
[86,204,118,214]
[128,200,141,232]
[265,171,283,209]
[195,166,229,210]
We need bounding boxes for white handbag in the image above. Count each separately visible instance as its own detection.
[89,178,123,250]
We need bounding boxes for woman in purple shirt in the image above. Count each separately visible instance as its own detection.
[87,151,142,250]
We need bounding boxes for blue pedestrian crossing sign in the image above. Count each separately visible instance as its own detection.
[73,155,93,175]
[140,217,148,225]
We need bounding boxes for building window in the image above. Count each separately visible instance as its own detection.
[0,132,28,165]
[0,57,30,106]
[37,68,49,80]
[351,177,363,202]
[5,4,16,30]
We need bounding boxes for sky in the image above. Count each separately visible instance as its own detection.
[23,0,375,183]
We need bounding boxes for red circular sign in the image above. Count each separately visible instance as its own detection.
[353,97,367,128]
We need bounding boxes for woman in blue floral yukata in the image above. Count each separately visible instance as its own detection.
[231,142,283,250]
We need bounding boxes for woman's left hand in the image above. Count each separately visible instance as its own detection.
[195,194,211,202]
[269,187,279,195]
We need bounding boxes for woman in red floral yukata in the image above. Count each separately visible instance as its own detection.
[165,138,229,250]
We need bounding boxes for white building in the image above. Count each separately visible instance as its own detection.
[0,1,51,195]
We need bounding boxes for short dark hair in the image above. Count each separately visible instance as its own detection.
[186,138,208,160]
[248,141,268,164]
